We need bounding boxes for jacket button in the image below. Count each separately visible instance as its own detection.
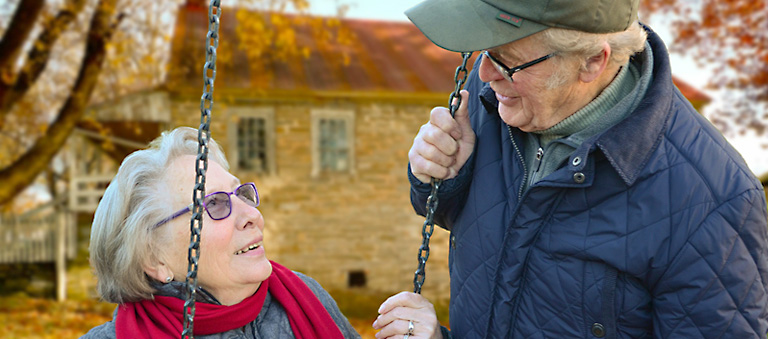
[573,172,585,183]
[572,156,582,166]
[591,322,606,337]
[450,235,456,249]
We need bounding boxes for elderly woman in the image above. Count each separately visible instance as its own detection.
[81,127,361,338]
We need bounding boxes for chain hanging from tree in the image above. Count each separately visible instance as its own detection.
[413,52,473,294]
[182,1,221,338]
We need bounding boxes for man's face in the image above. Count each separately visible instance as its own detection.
[478,35,582,132]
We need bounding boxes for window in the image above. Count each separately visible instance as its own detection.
[238,117,267,171]
[348,270,367,288]
[311,109,355,176]
[228,108,275,174]
[319,119,348,170]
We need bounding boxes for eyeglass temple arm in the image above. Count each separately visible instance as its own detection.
[153,204,194,229]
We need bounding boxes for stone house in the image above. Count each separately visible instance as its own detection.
[74,3,472,300]
[70,3,716,302]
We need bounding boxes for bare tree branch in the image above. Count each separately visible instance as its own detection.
[0,0,87,115]
[0,0,46,80]
[0,0,119,205]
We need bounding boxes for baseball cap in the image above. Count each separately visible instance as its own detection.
[405,0,639,52]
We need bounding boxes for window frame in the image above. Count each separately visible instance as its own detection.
[227,107,276,175]
[311,108,356,177]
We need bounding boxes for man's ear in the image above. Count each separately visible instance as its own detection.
[580,41,611,83]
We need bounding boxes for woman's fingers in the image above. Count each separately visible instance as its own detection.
[373,292,440,339]
[378,292,428,314]
[373,318,414,339]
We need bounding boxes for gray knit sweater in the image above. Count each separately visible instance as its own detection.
[79,272,361,339]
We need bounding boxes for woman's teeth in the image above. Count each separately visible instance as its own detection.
[235,242,261,255]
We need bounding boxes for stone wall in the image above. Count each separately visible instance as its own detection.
[171,98,451,302]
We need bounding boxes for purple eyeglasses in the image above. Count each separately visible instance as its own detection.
[153,182,260,228]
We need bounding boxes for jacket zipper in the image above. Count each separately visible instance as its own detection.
[507,125,527,200]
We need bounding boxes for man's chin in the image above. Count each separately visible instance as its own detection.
[498,106,525,128]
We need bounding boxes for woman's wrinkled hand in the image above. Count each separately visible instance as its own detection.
[372,291,443,339]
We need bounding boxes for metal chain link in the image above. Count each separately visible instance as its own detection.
[413,52,473,294]
[182,1,221,338]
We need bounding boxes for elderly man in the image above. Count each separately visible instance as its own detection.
[389,0,768,337]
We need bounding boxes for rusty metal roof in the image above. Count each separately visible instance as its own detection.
[168,6,478,96]
[167,5,708,104]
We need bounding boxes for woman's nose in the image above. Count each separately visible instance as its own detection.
[232,196,263,230]
[478,55,504,83]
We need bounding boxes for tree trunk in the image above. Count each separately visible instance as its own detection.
[0,0,119,206]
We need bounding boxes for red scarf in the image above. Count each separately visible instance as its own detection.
[116,261,345,339]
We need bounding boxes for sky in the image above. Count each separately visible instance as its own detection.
[303,0,768,177]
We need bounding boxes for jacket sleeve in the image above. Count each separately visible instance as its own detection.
[408,150,475,232]
[408,59,483,231]
[651,187,768,338]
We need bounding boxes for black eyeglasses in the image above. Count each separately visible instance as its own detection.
[153,183,260,228]
[482,50,556,82]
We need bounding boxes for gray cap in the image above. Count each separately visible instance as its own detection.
[405,0,639,52]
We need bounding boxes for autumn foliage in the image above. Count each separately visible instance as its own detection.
[0,0,350,208]
[641,0,768,134]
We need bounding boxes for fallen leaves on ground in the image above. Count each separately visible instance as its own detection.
[0,294,114,339]
[0,294,382,339]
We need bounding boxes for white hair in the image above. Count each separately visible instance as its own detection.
[89,126,229,303]
[534,21,647,88]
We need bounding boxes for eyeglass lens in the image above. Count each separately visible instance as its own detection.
[203,184,259,220]
[484,51,513,82]
[492,61,512,82]
[235,184,259,208]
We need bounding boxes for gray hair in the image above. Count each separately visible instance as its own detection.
[535,21,647,88]
[89,126,229,303]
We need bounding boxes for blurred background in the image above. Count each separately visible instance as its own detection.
[0,0,765,337]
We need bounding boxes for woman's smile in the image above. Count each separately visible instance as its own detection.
[234,240,265,256]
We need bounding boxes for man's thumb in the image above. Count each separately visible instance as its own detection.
[453,89,472,132]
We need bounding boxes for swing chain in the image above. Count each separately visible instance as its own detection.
[413,52,472,294]
[182,1,221,338]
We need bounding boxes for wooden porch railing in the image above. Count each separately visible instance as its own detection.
[0,202,76,301]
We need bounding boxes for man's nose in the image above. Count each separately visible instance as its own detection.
[478,55,504,83]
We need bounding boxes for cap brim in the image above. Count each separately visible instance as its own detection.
[405,0,549,52]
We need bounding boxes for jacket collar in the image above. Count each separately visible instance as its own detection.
[150,279,222,304]
[479,24,673,187]
[592,25,673,186]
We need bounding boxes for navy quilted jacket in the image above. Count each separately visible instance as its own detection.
[409,27,768,338]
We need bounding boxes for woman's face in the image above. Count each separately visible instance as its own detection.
[478,35,583,132]
[162,155,272,305]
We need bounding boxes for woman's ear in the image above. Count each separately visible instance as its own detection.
[580,41,611,83]
[143,257,174,283]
